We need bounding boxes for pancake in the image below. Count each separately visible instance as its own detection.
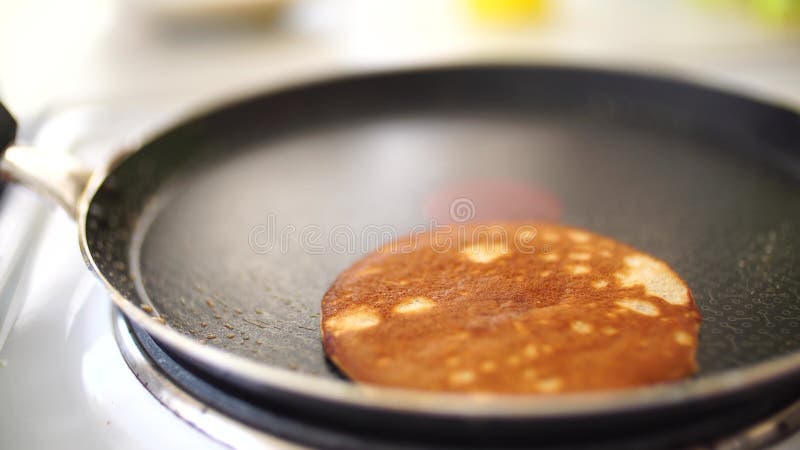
[320,223,701,394]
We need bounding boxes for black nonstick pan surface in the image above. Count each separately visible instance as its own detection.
[4,65,800,444]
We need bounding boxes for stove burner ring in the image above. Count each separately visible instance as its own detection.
[113,308,303,448]
[113,307,800,449]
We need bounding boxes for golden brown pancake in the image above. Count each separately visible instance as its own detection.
[321,223,700,394]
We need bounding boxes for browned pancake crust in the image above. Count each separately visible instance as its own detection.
[321,223,701,394]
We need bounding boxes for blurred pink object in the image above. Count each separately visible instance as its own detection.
[424,179,561,224]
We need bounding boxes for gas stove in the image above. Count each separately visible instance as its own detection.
[3,95,800,450]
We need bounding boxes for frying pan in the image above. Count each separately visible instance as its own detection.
[2,64,800,446]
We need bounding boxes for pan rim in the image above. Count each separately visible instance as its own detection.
[79,60,800,419]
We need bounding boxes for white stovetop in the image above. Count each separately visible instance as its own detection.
[0,203,229,450]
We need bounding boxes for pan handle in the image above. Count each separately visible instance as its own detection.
[0,101,92,220]
[0,101,15,152]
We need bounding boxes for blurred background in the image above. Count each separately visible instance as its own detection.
[0,0,799,124]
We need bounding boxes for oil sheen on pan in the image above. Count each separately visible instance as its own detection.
[321,222,700,394]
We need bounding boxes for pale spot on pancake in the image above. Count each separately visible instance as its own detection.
[523,344,540,359]
[541,253,559,262]
[674,330,693,346]
[357,266,382,277]
[569,265,591,275]
[542,231,560,242]
[514,275,525,282]
[542,344,554,354]
[536,377,563,393]
[600,249,613,258]
[523,368,538,380]
[449,370,476,385]
[394,296,435,314]
[377,357,391,367]
[616,299,660,317]
[568,230,591,243]
[592,279,609,289]
[462,242,509,263]
[480,361,497,373]
[569,252,591,261]
[513,321,529,335]
[601,326,618,336]
[325,307,380,335]
[540,270,552,277]
[571,321,593,334]
[616,254,689,306]
[446,356,460,367]
[507,355,521,367]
